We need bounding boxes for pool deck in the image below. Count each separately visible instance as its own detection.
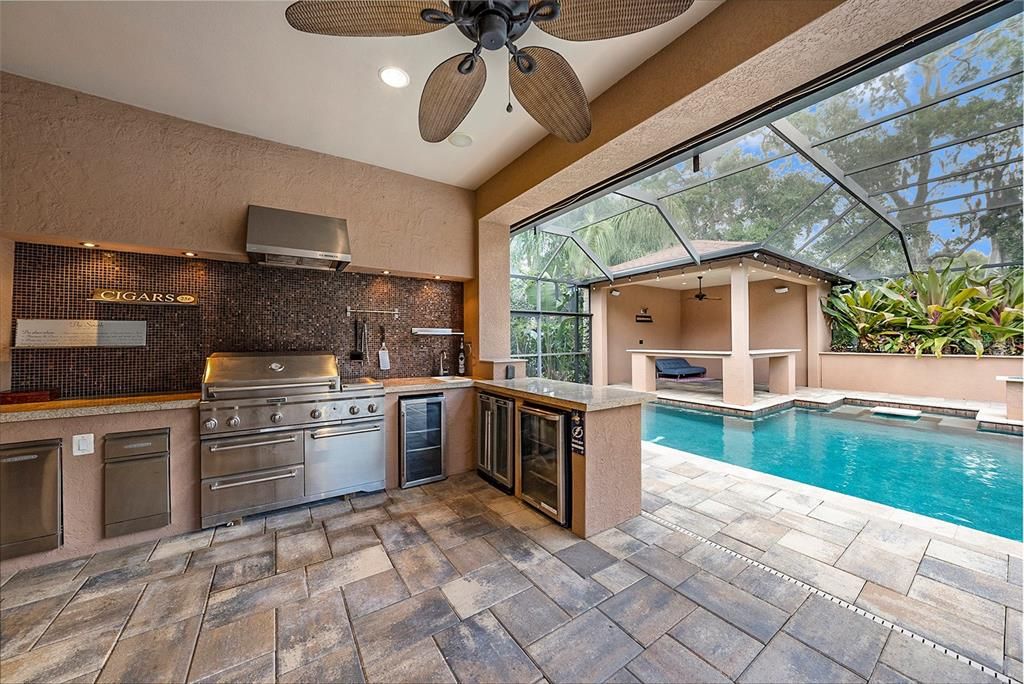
[641,441,1023,682]
[639,380,1023,433]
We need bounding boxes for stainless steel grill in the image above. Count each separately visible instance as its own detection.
[198,352,385,527]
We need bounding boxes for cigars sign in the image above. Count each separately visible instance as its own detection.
[89,288,198,306]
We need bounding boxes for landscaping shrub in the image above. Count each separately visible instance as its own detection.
[822,267,1023,357]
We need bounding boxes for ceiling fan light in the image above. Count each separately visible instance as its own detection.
[379,66,410,89]
[448,132,473,147]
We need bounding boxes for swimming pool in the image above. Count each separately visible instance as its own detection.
[643,403,1024,541]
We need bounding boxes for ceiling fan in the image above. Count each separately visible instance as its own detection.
[692,275,721,302]
[285,1,695,144]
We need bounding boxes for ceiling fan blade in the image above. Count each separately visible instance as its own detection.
[532,0,694,41]
[419,54,487,143]
[509,47,591,143]
[285,1,450,37]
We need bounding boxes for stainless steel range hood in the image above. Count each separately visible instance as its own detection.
[246,205,351,271]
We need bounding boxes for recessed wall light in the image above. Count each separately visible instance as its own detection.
[434,275,441,280]
[774,286,790,294]
[378,66,410,89]
[382,270,390,275]
[81,242,98,248]
[447,132,473,148]
[183,251,197,257]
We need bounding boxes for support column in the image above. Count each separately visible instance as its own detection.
[722,263,754,405]
[590,286,608,386]
[806,282,831,388]
[465,220,512,376]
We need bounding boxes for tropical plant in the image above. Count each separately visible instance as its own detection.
[822,266,1023,357]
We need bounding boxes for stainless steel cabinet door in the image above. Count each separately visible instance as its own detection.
[0,440,61,558]
[491,398,513,487]
[304,422,385,496]
[104,454,170,537]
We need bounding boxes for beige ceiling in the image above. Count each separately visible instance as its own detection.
[0,1,720,189]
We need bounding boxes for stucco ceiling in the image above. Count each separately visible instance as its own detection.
[0,1,720,189]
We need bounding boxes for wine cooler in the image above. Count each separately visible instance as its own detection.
[517,404,570,525]
[399,394,446,488]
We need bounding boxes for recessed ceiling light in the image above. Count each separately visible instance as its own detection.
[378,66,410,89]
[447,132,473,148]
[183,251,197,257]
[382,270,390,275]
[81,242,98,248]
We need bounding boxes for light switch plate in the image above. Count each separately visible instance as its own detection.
[72,433,94,456]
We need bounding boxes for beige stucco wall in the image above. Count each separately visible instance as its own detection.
[675,279,809,385]
[820,353,1024,402]
[606,285,684,385]
[0,73,476,279]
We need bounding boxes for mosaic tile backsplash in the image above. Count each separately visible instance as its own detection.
[10,243,465,398]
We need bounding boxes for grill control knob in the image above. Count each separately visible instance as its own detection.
[310,408,323,419]
[349,406,360,415]
[270,412,283,424]
[227,416,241,428]
[203,418,218,430]
[367,403,378,414]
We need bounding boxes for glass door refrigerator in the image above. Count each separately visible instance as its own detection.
[477,393,514,491]
[399,394,446,487]
[517,404,570,525]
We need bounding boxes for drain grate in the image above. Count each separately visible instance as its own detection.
[640,510,1019,684]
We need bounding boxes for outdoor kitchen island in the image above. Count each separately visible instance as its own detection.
[474,378,654,539]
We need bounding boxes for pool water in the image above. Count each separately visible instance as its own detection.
[643,404,1024,541]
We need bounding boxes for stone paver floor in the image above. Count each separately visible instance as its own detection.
[1,460,1021,683]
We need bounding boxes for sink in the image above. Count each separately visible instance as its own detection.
[431,376,466,382]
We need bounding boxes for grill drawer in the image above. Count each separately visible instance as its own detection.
[105,429,169,459]
[201,430,303,479]
[201,465,304,518]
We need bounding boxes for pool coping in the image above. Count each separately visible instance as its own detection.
[653,394,1023,435]
[642,440,1023,555]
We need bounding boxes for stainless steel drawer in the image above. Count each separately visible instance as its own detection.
[201,430,303,479]
[201,465,304,518]
[105,429,169,459]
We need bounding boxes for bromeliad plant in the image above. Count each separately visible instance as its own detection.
[822,266,1023,358]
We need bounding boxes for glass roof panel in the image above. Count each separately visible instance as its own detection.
[841,232,911,279]
[799,205,879,261]
[850,127,1023,193]
[523,8,1021,282]
[510,229,568,277]
[538,193,641,233]
[873,160,1023,210]
[792,14,1022,145]
[762,184,856,256]
[572,204,681,273]
[659,150,834,245]
[625,128,793,198]
[541,238,605,282]
[903,204,1022,269]
[891,185,1022,224]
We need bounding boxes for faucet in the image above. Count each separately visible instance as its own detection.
[439,351,448,376]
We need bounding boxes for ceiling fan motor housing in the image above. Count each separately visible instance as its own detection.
[452,0,532,50]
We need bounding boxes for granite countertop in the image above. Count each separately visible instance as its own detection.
[475,378,654,412]
[1,392,201,423]
[383,377,475,393]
